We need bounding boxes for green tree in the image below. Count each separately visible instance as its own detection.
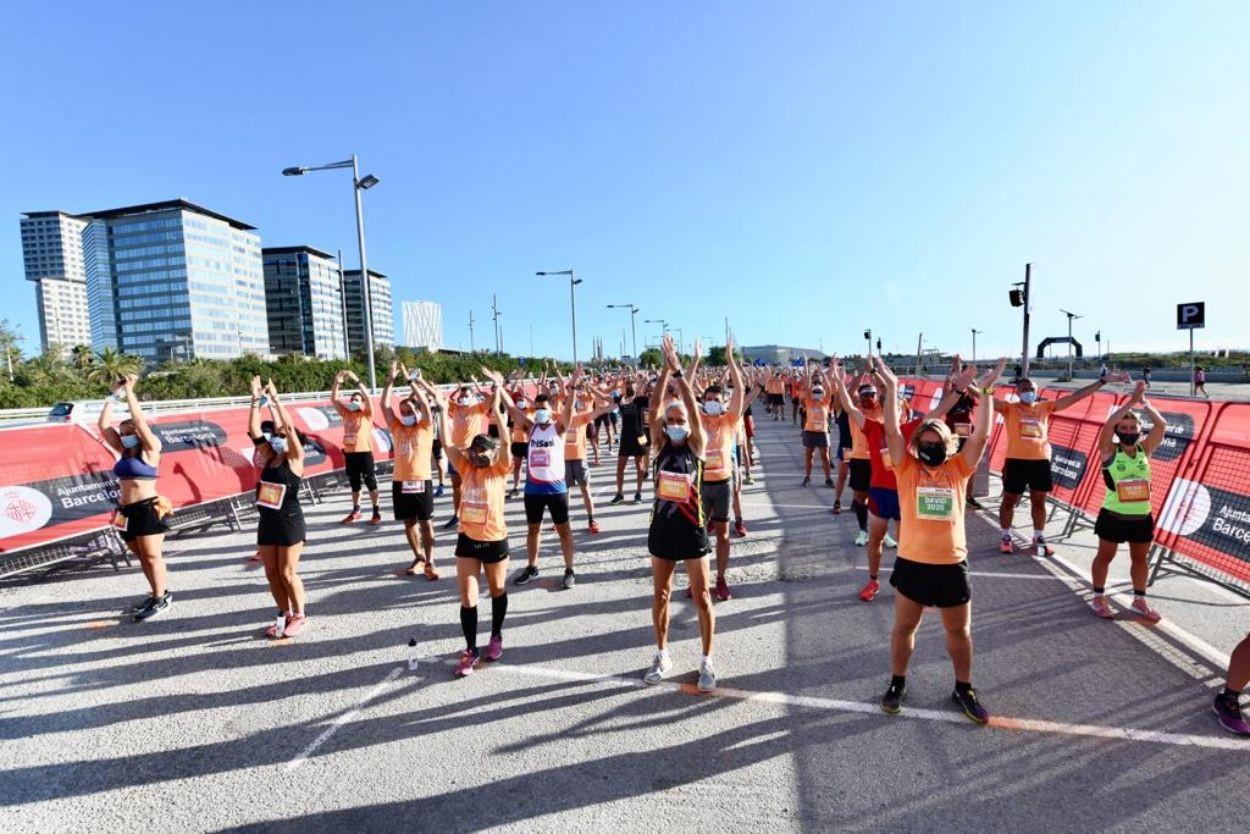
[638,347,662,368]
[88,347,143,386]
[72,343,94,373]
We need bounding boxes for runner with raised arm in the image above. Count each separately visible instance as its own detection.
[562,383,615,535]
[610,370,650,505]
[443,380,492,531]
[845,364,882,546]
[382,361,440,580]
[798,357,835,487]
[331,369,381,525]
[693,338,744,601]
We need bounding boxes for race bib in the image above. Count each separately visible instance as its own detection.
[344,433,357,447]
[461,501,488,525]
[954,422,972,438]
[1116,479,1150,503]
[916,486,956,521]
[658,471,691,502]
[705,448,724,472]
[112,511,128,531]
[810,408,825,424]
[402,480,426,494]
[257,482,287,510]
[530,450,550,468]
[1019,418,1044,440]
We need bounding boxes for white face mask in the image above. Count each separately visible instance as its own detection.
[703,400,724,416]
[516,399,527,409]
[458,396,472,406]
[400,414,417,427]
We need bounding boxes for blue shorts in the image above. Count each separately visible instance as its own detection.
[868,487,901,522]
[446,459,457,478]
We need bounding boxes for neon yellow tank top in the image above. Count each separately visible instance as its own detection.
[1101,445,1152,516]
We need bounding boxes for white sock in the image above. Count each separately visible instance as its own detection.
[1033,529,1044,541]
[656,648,670,660]
[1000,527,1011,538]
[702,654,714,666]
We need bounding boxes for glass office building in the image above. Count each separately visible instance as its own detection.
[262,246,347,360]
[81,200,269,363]
[342,269,394,357]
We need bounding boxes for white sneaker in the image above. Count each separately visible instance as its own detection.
[883,534,898,549]
[643,652,673,685]
[697,658,717,692]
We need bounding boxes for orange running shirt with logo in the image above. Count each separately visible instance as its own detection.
[849,404,884,460]
[803,396,831,433]
[563,411,595,461]
[996,400,1056,460]
[334,401,374,453]
[392,422,433,481]
[701,413,736,483]
[895,453,974,565]
[458,456,511,542]
[449,400,490,448]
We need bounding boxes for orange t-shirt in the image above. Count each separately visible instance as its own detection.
[563,411,595,461]
[458,457,511,542]
[849,405,883,460]
[334,401,374,453]
[449,401,489,448]
[766,378,784,395]
[392,422,433,481]
[895,453,974,565]
[997,400,1056,461]
[701,414,736,482]
[510,407,534,444]
[803,396,831,433]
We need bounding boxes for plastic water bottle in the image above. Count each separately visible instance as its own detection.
[273,613,286,638]
[407,638,420,672]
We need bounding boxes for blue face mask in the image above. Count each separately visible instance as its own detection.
[269,437,288,454]
[665,424,689,443]
[1019,391,1037,405]
[535,408,552,424]
[120,434,139,449]
[348,401,363,412]
[400,414,417,427]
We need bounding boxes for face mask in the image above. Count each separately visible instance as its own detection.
[1117,431,1140,446]
[917,442,947,466]
[516,399,527,409]
[535,409,552,424]
[812,388,824,397]
[861,396,877,408]
[1019,391,1037,405]
[665,424,689,443]
[269,437,288,454]
[703,401,724,416]
[348,401,362,412]
[120,434,139,449]
[458,397,472,406]
[400,414,417,427]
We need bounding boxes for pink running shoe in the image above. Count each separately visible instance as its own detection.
[1131,597,1162,622]
[283,613,308,637]
[733,519,748,538]
[715,575,732,601]
[485,635,503,662]
[858,579,880,602]
[454,649,479,677]
[998,537,1013,554]
[1090,596,1114,619]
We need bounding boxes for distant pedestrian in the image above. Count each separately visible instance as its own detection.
[1099,362,1108,380]
[1142,366,1151,389]
[1194,366,1209,398]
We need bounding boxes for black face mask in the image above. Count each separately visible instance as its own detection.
[917,442,948,466]
[1117,432,1140,446]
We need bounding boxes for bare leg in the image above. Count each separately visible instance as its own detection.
[651,556,677,650]
[1128,541,1151,592]
[867,513,888,577]
[710,520,729,577]
[259,546,289,612]
[279,543,305,614]
[1226,634,1250,691]
[135,534,167,597]
[890,592,926,676]
[820,448,831,481]
[1091,538,1118,589]
[998,492,1021,530]
[685,556,716,655]
[940,602,973,682]
[1029,490,1048,533]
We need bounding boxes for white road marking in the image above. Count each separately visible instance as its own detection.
[286,666,405,771]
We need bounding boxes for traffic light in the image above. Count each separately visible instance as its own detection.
[863,329,871,341]
[1009,289,1026,307]
[876,338,882,351]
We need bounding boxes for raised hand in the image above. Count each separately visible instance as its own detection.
[1131,379,1147,403]
[249,375,262,397]
[977,357,1008,389]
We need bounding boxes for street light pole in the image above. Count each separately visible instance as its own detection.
[607,303,639,363]
[536,269,581,365]
[1060,308,1082,380]
[971,328,983,363]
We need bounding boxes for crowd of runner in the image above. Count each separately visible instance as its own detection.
[99,339,1250,737]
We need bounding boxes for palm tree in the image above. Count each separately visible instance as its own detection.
[72,343,93,373]
[88,347,143,386]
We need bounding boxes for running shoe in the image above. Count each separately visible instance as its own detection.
[609,493,625,505]
[832,500,842,515]
[441,515,459,531]
[998,536,1014,554]
[881,682,906,714]
[133,592,171,623]
[854,530,869,546]
[283,613,308,637]
[513,565,539,586]
[858,579,880,602]
[697,658,717,692]
[967,497,984,509]
[454,649,478,677]
[715,575,732,601]
[369,509,382,526]
[507,489,517,500]
[340,510,361,524]
[733,519,748,538]
[883,534,898,549]
[743,474,754,485]
[423,562,441,581]
[588,520,601,534]
[130,595,154,613]
[952,687,990,724]
[1130,596,1162,622]
[1032,537,1055,557]
[562,569,576,590]
[1090,596,1114,619]
[825,477,834,488]
[633,492,643,504]
[433,485,445,497]
[1213,692,1250,736]
[643,652,673,685]
[485,635,504,662]
[801,477,811,487]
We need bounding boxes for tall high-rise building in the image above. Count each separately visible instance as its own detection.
[20,211,91,354]
[342,269,394,356]
[79,199,269,362]
[262,246,347,360]
[401,301,442,351]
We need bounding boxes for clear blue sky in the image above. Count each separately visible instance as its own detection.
[3,1,1247,362]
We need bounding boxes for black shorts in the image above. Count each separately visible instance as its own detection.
[619,435,648,458]
[524,492,570,525]
[115,497,170,543]
[595,413,611,428]
[257,510,306,548]
[1003,458,1054,495]
[487,424,500,438]
[432,439,443,460]
[768,393,784,407]
[455,533,510,564]
[802,430,828,449]
[1094,509,1155,544]
[345,451,378,492]
[849,458,872,492]
[890,556,971,608]
[565,460,589,487]
[702,478,732,523]
[392,479,434,522]
[510,441,528,459]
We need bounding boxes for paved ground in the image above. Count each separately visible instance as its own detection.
[1,416,1247,833]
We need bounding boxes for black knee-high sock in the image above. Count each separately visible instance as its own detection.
[460,605,478,652]
[854,499,868,532]
[491,593,509,637]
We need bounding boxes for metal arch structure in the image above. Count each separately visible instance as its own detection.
[1036,336,1084,359]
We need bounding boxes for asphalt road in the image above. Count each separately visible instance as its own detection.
[1,415,1247,833]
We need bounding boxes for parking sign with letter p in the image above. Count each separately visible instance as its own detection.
[1177,302,1205,330]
